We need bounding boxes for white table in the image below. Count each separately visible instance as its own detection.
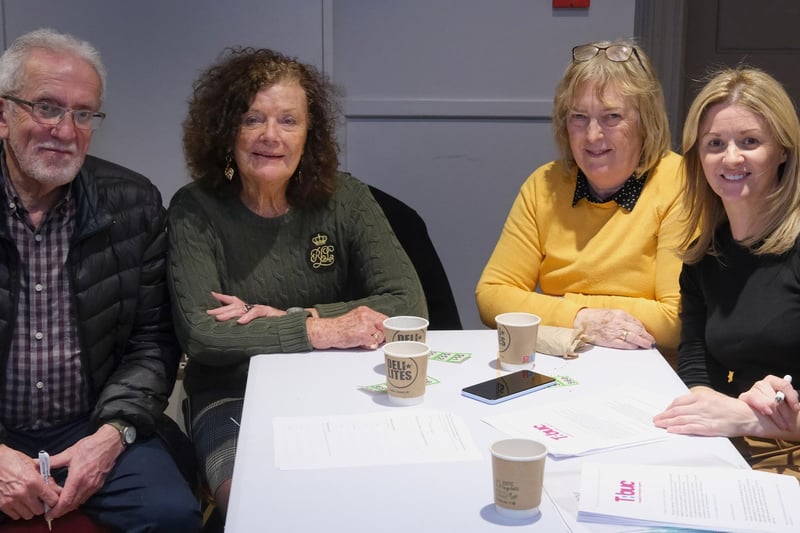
[226,330,748,532]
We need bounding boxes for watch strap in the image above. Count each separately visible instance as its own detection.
[107,419,135,447]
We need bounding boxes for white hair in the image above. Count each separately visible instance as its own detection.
[0,28,106,103]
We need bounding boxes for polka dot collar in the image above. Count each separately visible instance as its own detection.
[571,169,648,211]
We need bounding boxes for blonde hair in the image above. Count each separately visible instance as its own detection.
[681,67,800,263]
[552,39,670,176]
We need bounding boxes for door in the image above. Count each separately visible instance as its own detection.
[680,0,800,134]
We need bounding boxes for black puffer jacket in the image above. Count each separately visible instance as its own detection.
[0,153,181,442]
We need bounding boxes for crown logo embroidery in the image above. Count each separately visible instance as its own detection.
[308,232,335,270]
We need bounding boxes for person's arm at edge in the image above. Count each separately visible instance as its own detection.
[476,166,583,327]
[92,193,178,437]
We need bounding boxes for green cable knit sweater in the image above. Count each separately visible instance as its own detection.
[167,172,426,395]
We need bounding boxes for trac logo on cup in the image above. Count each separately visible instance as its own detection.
[386,357,420,388]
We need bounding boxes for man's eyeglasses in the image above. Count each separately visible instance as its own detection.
[2,94,105,131]
[571,44,646,73]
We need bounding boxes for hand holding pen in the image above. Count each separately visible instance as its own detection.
[38,451,53,531]
[775,375,793,404]
[738,374,800,432]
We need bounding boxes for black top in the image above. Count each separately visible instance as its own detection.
[369,186,462,330]
[678,224,800,397]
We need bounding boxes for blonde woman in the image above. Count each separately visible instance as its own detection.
[654,67,800,477]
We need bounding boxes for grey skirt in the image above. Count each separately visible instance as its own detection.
[191,396,244,495]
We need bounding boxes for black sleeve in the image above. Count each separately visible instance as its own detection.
[369,186,462,329]
[677,262,711,388]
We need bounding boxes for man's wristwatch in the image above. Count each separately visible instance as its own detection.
[286,306,312,319]
[107,420,137,447]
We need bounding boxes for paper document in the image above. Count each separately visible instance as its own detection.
[482,388,671,457]
[273,410,481,469]
[578,463,800,532]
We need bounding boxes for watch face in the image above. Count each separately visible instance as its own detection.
[122,426,136,445]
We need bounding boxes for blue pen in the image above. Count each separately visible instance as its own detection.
[38,450,52,531]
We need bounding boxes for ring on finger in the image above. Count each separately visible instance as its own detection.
[619,330,629,342]
[372,332,380,340]
[244,304,253,312]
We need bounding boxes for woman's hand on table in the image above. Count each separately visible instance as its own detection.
[206,292,388,349]
[653,386,763,437]
[738,375,800,432]
[573,308,655,349]
[207,291,287,323]
[306,306,388,350]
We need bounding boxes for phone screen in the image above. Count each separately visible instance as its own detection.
[461,370,556,404]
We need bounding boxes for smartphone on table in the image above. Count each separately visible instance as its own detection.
[461,370,557,404]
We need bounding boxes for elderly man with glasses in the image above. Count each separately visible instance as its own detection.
[0,29,201,531]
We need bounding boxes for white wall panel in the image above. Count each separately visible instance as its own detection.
[332,0,636,110]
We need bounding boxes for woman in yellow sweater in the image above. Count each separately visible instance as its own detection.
[476,39,685,365]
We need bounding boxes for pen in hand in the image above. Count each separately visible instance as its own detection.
[775,375,793,404]
[38,450,52,531]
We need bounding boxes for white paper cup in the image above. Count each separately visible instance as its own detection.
[491,438,547,518]
[383,341,429,405]
[383,316,429,343]
[495,312,540,371]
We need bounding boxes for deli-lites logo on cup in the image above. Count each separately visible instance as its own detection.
[389,331,425,342]
[386,358,421,388]
[498,325,533,362]
[498,325,511,352]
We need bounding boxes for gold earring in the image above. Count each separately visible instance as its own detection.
[294,158,303,184]
[224,153,234,181]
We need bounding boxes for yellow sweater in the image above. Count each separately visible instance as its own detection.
[476,152,685,357]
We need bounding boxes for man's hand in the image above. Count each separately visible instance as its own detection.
[0,444,59,520]
[46,424,123,519]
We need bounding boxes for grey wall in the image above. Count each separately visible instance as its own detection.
[1,0,636,329]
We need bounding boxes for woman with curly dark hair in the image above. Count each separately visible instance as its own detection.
[167,47,425,514]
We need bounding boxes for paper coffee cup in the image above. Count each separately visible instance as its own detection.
[383,316,429,343]
[495,312,540,371]
[491,438,547,518]
[383,341,429,405]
